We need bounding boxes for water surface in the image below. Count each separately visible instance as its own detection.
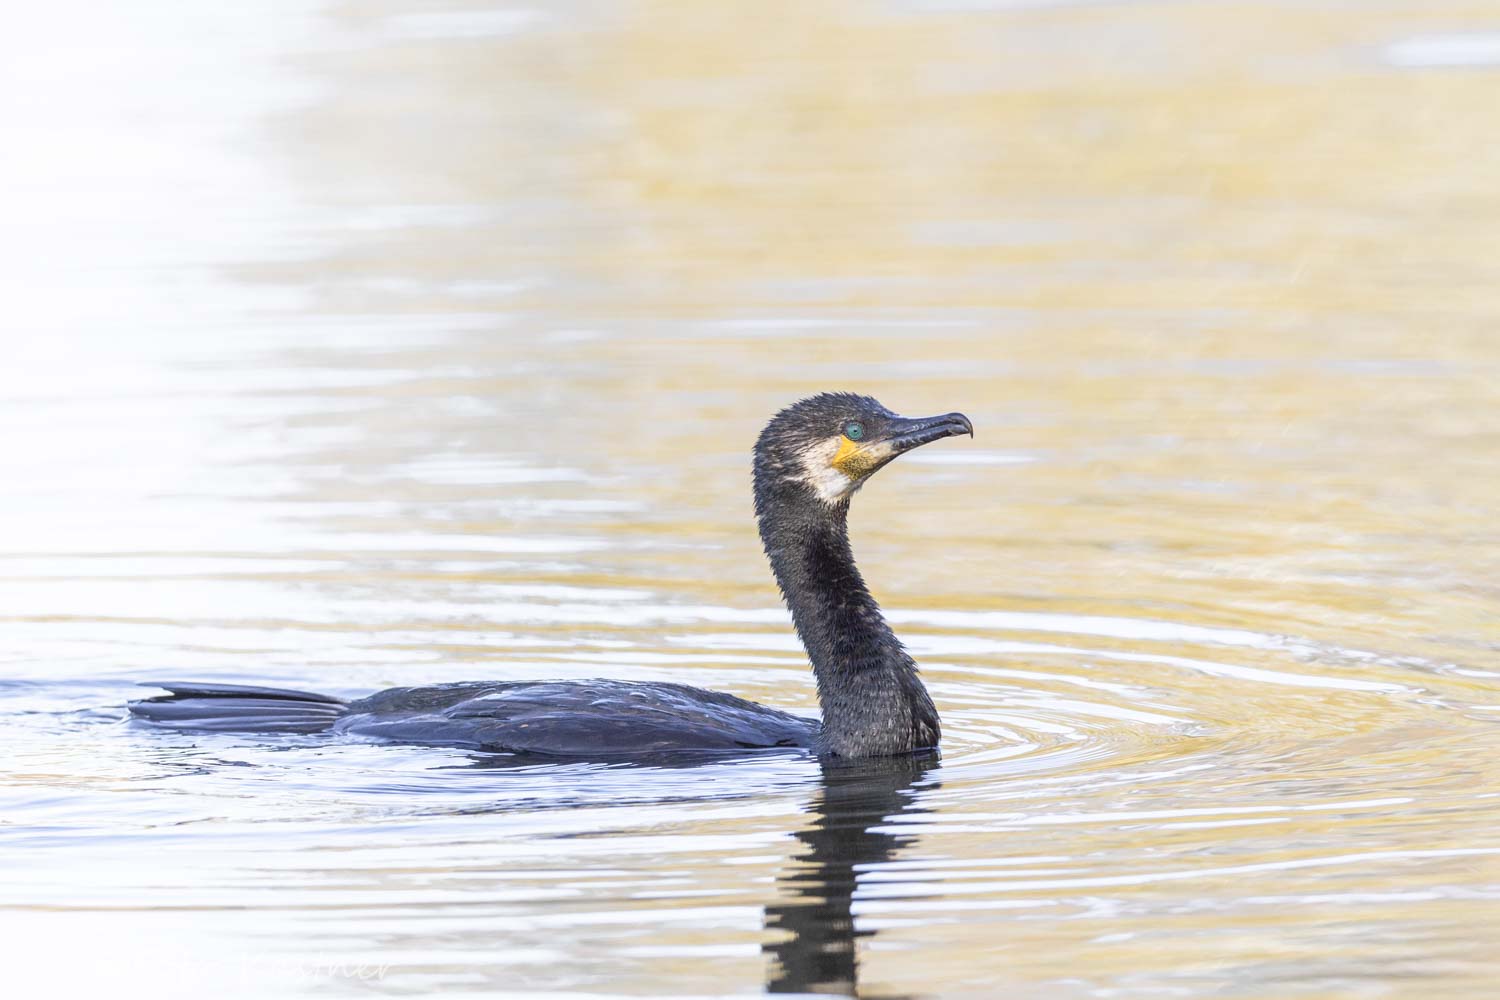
[3,2,1499,997]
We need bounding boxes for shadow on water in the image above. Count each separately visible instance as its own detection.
[764,753,941,997]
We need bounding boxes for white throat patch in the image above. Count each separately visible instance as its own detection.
[794,437,855,504]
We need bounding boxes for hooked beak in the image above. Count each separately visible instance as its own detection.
[825,407,975,498]
[883,411,974,454]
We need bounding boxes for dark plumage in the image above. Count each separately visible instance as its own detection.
[129,393,972,759]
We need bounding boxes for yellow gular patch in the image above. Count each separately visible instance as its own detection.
[832,435,891,478]
[832,435,863,473]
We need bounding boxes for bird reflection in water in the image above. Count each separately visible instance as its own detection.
[764,753,940,996]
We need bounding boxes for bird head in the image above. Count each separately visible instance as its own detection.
[754,393,973,509]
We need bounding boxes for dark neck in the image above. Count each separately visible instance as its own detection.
[755,480,939,757]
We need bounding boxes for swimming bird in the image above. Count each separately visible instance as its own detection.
[129,393,972,758]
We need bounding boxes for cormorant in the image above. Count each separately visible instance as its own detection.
[129,393,972,758]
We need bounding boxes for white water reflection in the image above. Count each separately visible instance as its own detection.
[1385,33,1500,68]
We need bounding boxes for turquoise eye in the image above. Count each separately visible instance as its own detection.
[844,421,865,441]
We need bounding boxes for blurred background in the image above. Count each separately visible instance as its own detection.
[2,2,1498,997]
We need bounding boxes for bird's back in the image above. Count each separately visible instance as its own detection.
[130,679,819,756]
[338,679,818,754]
